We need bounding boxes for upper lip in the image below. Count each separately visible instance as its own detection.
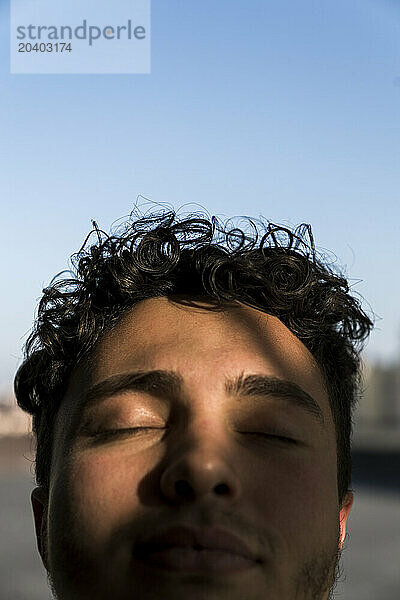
[135,525,259,561]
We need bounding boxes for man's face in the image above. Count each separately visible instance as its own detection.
[32,296,353,600]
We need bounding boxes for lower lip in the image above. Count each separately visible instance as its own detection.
[136,546,258,574]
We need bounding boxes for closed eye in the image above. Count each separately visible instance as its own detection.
[86,427,297,446]
[91,427,165,440]
[240,432,297,444]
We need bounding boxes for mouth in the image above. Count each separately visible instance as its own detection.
[133,525,262,575]
[134,545,260,574]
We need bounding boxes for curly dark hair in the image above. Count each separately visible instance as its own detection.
[14,205,373,506]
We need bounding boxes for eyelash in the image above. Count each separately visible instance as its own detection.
[91,427,296,444]
[242,432,297,444]
[92,427,163,439]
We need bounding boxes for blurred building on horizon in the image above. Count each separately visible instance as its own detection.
[0,399,32,437]
[358,361,400,427]
[352,360,400,450]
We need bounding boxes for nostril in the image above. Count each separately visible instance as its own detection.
[174,480,192,497]
[214,483,229,495]
[173,480,230,498]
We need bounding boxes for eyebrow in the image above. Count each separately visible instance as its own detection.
[81,369,326,428]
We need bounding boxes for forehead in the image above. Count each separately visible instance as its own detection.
[89,297,329,408]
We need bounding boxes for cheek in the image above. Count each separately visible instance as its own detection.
[246,452,338,542]
[51,450,152,547]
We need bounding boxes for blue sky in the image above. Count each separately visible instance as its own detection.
[1,0,400,394]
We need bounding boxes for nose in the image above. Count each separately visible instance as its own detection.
[159,435,242,504]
